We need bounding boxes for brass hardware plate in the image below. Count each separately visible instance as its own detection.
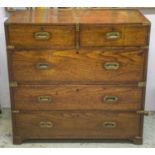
[140,46,149,49]
[142,22,150,26]
[106,32,121,40]
[36,62,51,70]
[103,122,117,128]
[7,45,15,50]
[103,96,118,103]
[138,82,146,87]
[37,96,52,103]
[39,121,53,128]
[104,62,120,70]
[12,110,20,114]
[76,23,80,50]
[135,136,142,139]
[34,32,50,40]
[76,42,80,50]
[137,110,149,116]
[76,23,80,31]
[10,81,18,87]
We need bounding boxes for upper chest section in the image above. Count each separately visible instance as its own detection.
[5,9,150,49]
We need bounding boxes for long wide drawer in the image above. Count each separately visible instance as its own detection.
[14,111,141,140]
[13,85,143,110]
[80,25,149,47]
[9,48,146,83]
[7,25,76,48]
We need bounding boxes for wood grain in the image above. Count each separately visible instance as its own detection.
[14,111,140,140]
[8,25,76,48]
[5,8,150,25]
[80,25,149,47]
[10,48,146,83]
[5,8,150,144]
[13,85,143,111]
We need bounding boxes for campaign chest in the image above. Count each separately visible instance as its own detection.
[5,8,150,144]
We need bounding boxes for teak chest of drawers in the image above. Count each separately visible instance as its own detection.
[5,8,150,144]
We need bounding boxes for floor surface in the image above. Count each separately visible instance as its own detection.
[0,108,155,148]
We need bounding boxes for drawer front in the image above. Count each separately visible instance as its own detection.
[10,48,146,83]
[80,25,149,47]
[14,111,140,139]
[8,25,75,48]
[13,85,143,110]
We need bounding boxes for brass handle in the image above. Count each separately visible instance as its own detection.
[36,62,51,70]
[37,96,52,103]
[39,121,53,128]
[34,32,50,40]
[103,122,117,128]
[103,96,118,103]
[104,62,120,70]
[106,32,121,40]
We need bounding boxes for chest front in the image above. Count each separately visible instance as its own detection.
[5,8,150,144]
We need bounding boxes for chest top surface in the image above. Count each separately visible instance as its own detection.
[5,8,150,25]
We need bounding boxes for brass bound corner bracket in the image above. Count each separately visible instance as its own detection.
[10,81,18,87]
[137,110,149,116]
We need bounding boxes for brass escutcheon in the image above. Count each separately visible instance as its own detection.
[106,32,121,40]
[104,62,120,70]
[34,32,50,40]
[103,122,117,128]
[104,96,118,103]
[37,96,52,103]
[36,62,51,70]
[39,121,53,128]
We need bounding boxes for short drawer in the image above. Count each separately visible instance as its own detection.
[10,48,146,83]
[8,25,75,48]
[80,25,149,47]
[13,85,143,111]
[14,111,141,140]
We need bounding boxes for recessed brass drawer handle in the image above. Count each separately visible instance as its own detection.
[37,96,52,103]
[34,32,50,40]
[103,122,117,128]
[106,32,121,40]
[104,62,120,70]
[36,62,51,70]
[103,96,118,103]
[39,121,53,128]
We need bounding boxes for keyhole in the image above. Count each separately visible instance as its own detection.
[40,27,44,31]
[76,89,79,92]
[76,51,79,54]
